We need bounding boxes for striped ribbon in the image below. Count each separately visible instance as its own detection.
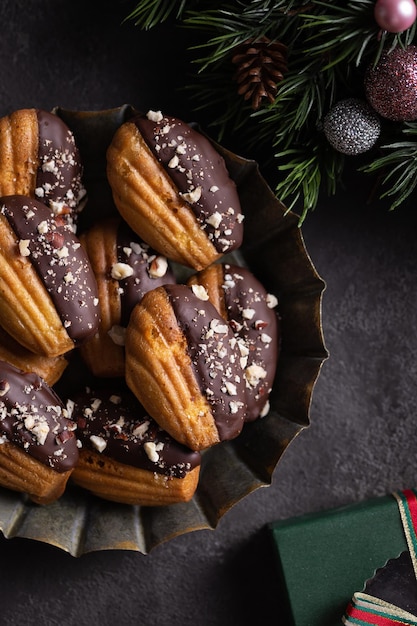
[343,593,417,625]
[342,489,417,626]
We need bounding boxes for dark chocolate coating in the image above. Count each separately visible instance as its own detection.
[219,264,279,421]
[0,360,78,472]
[134,112,244,254]
[35,109,86,215]
[1,195,100,344]
[164,284,247,441]
[115,220,176,326]
[71,385,201,478]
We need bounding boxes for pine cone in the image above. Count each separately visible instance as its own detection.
[232,36,288,110]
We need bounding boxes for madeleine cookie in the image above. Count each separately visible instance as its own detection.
[79,217,176,377]
[125,284,247,451]
[0,195,100,357]
[107,110,244,270]
[188,264,280,421]
[0,360,79,504]
[0,108,86,224]
[0,325,67,386]
[69,385,201,506]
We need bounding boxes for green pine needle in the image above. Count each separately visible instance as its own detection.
[126,0,189,29]
[361,124,417,209]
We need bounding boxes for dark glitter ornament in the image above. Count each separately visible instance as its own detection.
[323,98,381,155]
[365,45,417,121]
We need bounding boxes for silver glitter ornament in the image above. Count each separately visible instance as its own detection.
[323,98,381,155]
[365,45,417,121]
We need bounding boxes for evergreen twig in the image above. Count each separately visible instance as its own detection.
[126,0,189,29]
[127,0,417,221]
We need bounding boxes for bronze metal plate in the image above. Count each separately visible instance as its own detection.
[0,106,328,555]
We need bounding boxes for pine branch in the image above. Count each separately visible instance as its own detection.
[184,2,309,70]
[361,124,417,209]
[299,4,376,67]
[126,0,190,29]
[274,136,346,222]
[126,0,417,222]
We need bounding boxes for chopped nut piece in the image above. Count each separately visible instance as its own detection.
[132,421,150,438]
[180,186,202,204]
[191,284,209,301]
[206,212,222,229]
[168,154,179,169]
[24,416,50,446]
[111,262,134,280]
[230,400,245,414]
[245,363,267,388]
[146,110,163,122]
[37,220,49,234]
[224,381,238,396]
[209,319,229,335]
[144,440,159,463]
[90,434,107,453]
[148,256,168,278]
[63,271,75,284]
[18,239,31,256]
[254,320,268,330]
[266,293,278,308]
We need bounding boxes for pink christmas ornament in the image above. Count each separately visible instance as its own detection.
[365,45,417,120]
[374,0,417,33]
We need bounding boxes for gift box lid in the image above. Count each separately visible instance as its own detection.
[268,494,408,626]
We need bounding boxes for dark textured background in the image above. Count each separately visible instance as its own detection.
[1,2,417,624]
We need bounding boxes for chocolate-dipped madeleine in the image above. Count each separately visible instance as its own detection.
[125,283,247,451]
[188,264,280,421]
[70,385,201,505]
[0,360,78,504]
[106,110,244,270]
[0,195,100,357]
[79,217,176,377]
[0,108,86,226]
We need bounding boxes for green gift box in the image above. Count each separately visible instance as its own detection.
[269,494,410,626]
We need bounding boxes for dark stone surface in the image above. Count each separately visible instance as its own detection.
[1,2,417,624]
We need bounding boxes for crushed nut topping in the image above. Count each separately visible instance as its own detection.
[148,256,168,278]
[72,388,200,478]
[139,111,244,254]
[18,239,31,256]
[90,434,107,453]
[2,198,100,344]
[191,284,209,301]
[266,293,279,309]
[144,440,159,463]
[146,110,164,123]
[0,364,78,471]
[111,262,134,280]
